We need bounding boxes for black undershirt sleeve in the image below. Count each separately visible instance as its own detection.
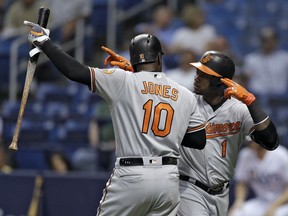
[41,40,91,86]
[181,128,206,150]
[247,100,268,124]
[251,121,279,150]
[248,100,279,150]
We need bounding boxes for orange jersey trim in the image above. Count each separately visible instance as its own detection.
[186,122,206,133]
[97,169,115,216]
[206,130,240,139]
[90,67,96,92]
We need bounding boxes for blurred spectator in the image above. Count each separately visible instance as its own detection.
[166,49,197,91]
[0,0,5,33]
[243,27,288,96]
[46,151,73,174]
[2,0,49,37]
[205,0,225,3]
[229,141,288,216]
[72,118,100,172]
[48,0,91,43]
[97,122,116,172]
[72,116,116,173]
[135,5,183,52]
[0,146,12,173]
[0,116,2,144]
[205,35,242,66]
[134,5,184,69]
[205,35,247,86]
[169,4,217,56]
[0,115,12,173]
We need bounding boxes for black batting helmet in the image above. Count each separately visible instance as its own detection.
[129,34,164,67]
[190,51,235,79]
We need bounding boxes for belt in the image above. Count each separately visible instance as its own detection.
[119,157,177,166]
[179,175,229,195]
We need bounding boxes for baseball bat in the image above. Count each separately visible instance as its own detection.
[9,7,50,151]
[27,175,43,216]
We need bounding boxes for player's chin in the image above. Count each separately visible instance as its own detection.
[193,86,201,95]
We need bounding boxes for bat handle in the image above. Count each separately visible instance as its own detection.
[30,7,50,63]
[9,141,18,151]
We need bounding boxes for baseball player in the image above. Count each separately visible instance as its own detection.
[101,48,279,215]
[229,141,288,216]
[24,21,207,216]
[176,51,278,216]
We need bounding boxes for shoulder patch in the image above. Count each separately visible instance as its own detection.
[103,69,116,74]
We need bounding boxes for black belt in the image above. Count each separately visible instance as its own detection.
[180,175,229,195]
[119,157,177,166]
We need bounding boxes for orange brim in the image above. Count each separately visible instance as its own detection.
[190,62,222,77]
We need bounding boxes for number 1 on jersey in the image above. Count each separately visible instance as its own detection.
[221,140,227,157]
[142,99,174,137]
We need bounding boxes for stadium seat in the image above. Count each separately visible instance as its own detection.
[59,127,89,146]
[264,94,288,147]
[12,148,48,170]
[36,83,73,103]
[89,0,108,40]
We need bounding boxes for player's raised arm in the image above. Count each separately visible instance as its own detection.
[221,78,279,150]
[24,21,91,86]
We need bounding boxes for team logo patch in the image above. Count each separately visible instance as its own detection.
[103,69,116,74]
[201,54,213,63]
[154,73,162,79]
[139,54,145,62]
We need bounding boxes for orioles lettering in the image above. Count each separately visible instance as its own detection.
[206,121,241,135]
[141,81,179,101]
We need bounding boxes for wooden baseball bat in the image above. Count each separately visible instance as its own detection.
[9,7,50,150]
[27,175,43,216]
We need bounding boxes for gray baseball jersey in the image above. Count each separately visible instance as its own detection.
[89,67,206,216]
[89,67,205,158]
[178,95,254,216]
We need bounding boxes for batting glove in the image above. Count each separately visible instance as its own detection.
[101,46,134,72]
[24,20,50,57]
[221,78,256,106]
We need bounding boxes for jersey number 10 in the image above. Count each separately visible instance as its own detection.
[142,99,174,137]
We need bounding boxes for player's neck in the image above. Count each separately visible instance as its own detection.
[136,61,161,72]
[204,95,226,111]
[256,149,267,159]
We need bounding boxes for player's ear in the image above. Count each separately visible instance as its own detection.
[157,53,162,64]
[157,53,162,70]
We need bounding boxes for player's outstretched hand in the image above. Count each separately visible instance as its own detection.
[24,20,50,48]
[101,46,134,72]
[221,78,256,106]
